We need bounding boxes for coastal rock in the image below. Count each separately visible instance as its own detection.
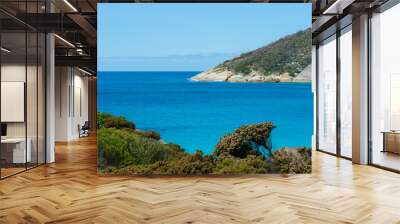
[293,65,311,82]
[190,65,311,83]
[190,67,234,82]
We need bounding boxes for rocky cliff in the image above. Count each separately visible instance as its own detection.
[191,28,311,83]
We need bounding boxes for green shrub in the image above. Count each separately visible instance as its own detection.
[214,155,269,174]
[133,130,161,140]
[234,62,252,74]
[271,147,311,174]
[97,112,111,128]
[214,122,275,158]
[104,116,135,130]
[165,150,216,175]
[97,112,135,130]
[110,150,216,175]
[97,113,311,175]
[164,143,184,153]
[97,128,183,168]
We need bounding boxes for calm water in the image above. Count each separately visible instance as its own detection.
[98,71,313,154]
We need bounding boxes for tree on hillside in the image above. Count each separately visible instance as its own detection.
[214,122,275,158]
[221,28,311,77]
[97,112,136,130]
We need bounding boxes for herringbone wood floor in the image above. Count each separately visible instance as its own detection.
[1,136,400,224]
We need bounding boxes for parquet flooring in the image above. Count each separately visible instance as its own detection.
[1,136,400,223]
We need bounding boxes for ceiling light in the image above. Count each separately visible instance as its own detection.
[1,47,11,53]
[54,34,75,48]
[76,48,85,55]
[63,0,78,12]
[78,67,93,76]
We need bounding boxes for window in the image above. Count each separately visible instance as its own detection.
[0,2,46,179]
[318,35,337,154]
[339,26,352,158]
[370,3,400,171]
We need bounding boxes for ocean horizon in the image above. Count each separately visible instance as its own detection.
[98,71,313,154]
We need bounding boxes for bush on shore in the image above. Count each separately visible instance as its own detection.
[214,122,275,158]
[110,150,216,175]
[214,155,270,174]
[97,113,311,175]
[98,112,135,130]
[271,147,311,174]
[133,130,161,140]
[97,128,184,168]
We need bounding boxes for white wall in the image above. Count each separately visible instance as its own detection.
[1,65,26,139]
[1,63,46,164]
[71,72,89,138]
[1,65,42,137]
[55,66,70,141]
[55,67,89,141]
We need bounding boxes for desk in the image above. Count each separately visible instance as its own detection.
[1,138,31,163]
[382,131,400,154]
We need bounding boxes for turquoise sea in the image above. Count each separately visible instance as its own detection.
[98,71,313,154]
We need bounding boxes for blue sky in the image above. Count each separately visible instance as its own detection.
[98,3,311,71]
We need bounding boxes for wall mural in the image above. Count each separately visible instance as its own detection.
[97,3,313,175]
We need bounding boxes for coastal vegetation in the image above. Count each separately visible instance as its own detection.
[190,28,312,82]
[214,122,275,158]
[221,28,311,76]
[98,112,311,175]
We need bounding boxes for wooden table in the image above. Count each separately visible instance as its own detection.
[381,131,400,154]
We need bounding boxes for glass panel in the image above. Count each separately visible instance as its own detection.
[318,35,337,154]
[38,32,45,165]
[0,1,46,178]
[340,26,352,158]
[371,4,400,171]
[1,31,27,177]
[27,31,38,169]
[26,0,39,169]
